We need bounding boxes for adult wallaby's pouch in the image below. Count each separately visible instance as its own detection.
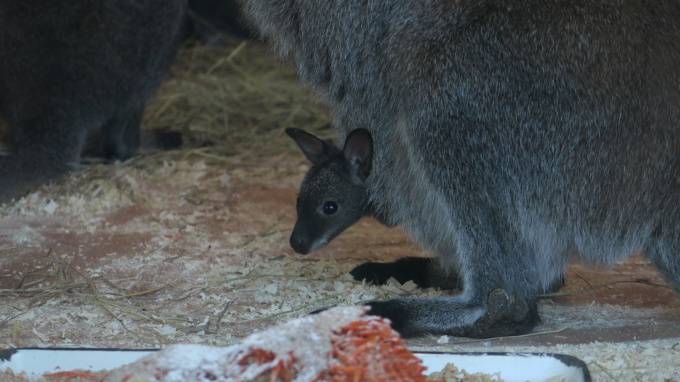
[245,0,680,338]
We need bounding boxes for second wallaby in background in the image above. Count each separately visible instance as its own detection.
[0,1,187,202]
[244,0,680,338]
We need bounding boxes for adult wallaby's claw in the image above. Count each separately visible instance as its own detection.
[350,257,460,290]
[350,262,393,286]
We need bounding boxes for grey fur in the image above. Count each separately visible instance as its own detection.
[244,0,680,337]
[0,0,186,202]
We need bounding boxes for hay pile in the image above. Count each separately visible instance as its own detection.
[143,38,332,160]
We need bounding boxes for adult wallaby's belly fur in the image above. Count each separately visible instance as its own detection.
[244,0,680,337]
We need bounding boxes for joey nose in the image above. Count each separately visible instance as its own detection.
[290,233,310,255]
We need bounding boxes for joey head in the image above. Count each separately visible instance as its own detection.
[287,128,460,291]
[286,128,373,254]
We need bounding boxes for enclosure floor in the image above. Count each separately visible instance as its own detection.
[1,42,680,381]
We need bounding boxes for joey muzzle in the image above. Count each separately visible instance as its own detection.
[289,222,328,254]
[290,222,312,254]
[289,232,310,255]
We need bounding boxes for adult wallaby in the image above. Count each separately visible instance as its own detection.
[245,0,680,338]
[0,1,187,202]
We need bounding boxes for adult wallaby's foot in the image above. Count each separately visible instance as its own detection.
[0,155,75,204]
[350,257,461,290]
[367,289,539,338]
[0,113,87,204]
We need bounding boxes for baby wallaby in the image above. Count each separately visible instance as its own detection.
[288,127,463,291]
[286,128,373,254]
[0,0,186,203]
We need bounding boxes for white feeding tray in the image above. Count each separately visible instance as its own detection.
[418,351,591,381]
[0,348,591,381]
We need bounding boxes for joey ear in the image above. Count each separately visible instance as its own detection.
[343,128,373,183]
[285,128,333,165]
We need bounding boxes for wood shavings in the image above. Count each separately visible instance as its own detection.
[427,364,501,382]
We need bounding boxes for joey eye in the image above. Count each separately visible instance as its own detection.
[322,201,338,215]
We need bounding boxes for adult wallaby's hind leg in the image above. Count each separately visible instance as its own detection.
[0,110,93,202]
[366,207,548,338]
[350,257,462,290]
[367,279,541,338]
[90,105,183,162]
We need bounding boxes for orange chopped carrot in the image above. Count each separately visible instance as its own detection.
[238,347,278,366]
[43,370,102,382]
[316,318,427,382]
[237,347,298,382]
